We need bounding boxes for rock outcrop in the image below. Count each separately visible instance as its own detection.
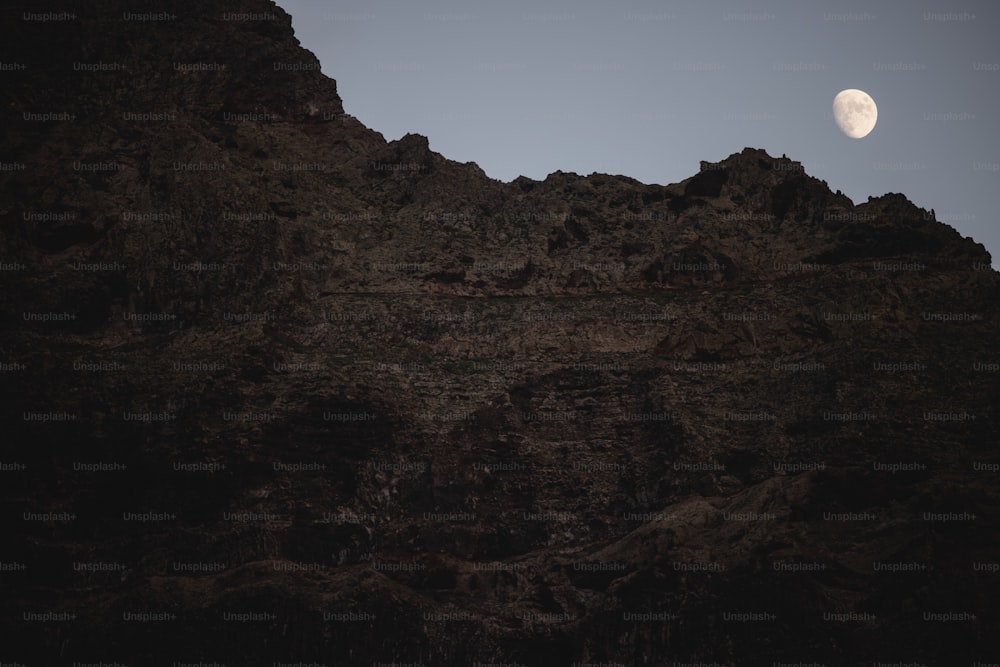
[2,1,998,664]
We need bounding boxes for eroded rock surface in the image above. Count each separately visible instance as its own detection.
[2,1,999,664]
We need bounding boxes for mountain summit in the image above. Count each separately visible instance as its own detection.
[2,1,998,664]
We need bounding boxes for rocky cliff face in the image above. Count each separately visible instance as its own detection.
[2,1,999,665]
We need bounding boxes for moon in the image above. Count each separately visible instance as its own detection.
[832,89,877,139]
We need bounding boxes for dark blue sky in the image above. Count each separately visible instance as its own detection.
[276,0,999,268]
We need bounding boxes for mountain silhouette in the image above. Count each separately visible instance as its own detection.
[1,1,998,664]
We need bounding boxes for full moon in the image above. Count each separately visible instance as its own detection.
[832,89,878,139]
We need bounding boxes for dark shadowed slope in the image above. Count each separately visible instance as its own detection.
[2,1,999,664]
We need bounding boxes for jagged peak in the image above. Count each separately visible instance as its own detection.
[393,133,431,149]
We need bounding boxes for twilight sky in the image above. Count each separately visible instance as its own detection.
[275,0,999,268]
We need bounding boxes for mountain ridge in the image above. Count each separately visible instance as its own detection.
[2,1,999,664]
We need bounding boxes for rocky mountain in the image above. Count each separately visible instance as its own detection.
[2,1,999,664]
